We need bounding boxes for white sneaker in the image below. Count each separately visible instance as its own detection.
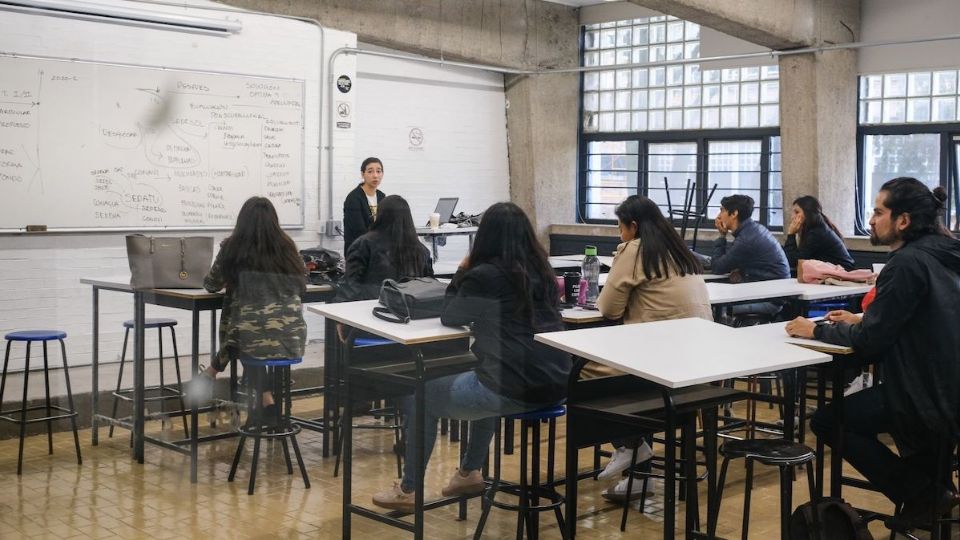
[601,477,652,502]
[597,442,654,480]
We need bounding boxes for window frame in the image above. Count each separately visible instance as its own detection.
[855,122,960,234]
[578,128,782,229]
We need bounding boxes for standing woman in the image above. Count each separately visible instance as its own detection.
[343,157,386,254]
[189,196,307,411]
[372,202,571,511]
[337,194,433,302]
[590,195,712,495]
[783,195,855,271]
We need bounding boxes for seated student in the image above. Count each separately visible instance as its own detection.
[336,194,433,302]
[787,178,960,529]
[700,194,790,318]
[590,195,712,499]
[783,195,854,271]
[372,202,571,512]
[189,197,307,410]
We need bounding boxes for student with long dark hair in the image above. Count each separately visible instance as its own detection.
[783,195,854,271]
[372,202,571,512]
[343,157,386,254]
[591,195,712,497]
[337,194,433,301]
[189,196,307,409]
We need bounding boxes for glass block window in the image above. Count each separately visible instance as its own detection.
[583,16,780,133]
[860,70,960,124]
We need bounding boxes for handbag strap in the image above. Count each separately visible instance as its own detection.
[179,238,187,278]
[373,306,409,324]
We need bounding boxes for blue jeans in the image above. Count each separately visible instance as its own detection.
[399,370,555,492]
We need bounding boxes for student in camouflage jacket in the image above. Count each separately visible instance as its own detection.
[189,196,307,408]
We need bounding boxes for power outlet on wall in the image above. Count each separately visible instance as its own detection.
[324,219,343,237]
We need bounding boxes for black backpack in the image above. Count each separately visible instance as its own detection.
[300,247,344,285]
[790,497,873,540]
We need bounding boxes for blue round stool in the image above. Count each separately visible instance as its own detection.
[1,330,81,475]
[228,356,310,495]
[109,319,187,439]
[474,405,567,540]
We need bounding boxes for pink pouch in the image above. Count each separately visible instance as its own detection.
[798,259,874,284]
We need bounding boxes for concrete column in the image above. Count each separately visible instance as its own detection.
[779,50,859,234]
[506,73,580,245]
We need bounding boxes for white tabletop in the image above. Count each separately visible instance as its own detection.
[416,226,478,236]
[795,282,872,301]
[80,276,333,296]
[705,278,805,305]
[307,299,470,345]
[534,317,831,389]
[549,254,614,268]
[560,306,605,324]
[737,319,854,355]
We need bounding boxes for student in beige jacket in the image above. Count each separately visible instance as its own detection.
[589,195,713,500]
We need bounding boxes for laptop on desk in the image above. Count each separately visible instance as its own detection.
[426,197,458,227]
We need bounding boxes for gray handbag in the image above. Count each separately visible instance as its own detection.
[125,234,214,289]
[373,277,447,323]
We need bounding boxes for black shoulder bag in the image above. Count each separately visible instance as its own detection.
[372,277,447,323]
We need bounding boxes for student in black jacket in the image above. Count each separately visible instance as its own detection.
[782,195,855,271]
[337,195,433,301]
[372,202,571,512]
[342,157,386,253]
[787,178,960,529]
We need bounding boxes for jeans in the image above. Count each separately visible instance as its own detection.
[399,370,555,492]
[810,385,936,504]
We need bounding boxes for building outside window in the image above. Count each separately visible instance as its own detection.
[579,15,782,228]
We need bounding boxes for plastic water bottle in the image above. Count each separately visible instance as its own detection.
[581,245,600,306]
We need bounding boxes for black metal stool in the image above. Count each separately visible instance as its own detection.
[228,356,310,495]
[712,438,819,540]
[1,330,82,474]
[109,318,188,438]
[474,405,567,540]
[887,436,958,539]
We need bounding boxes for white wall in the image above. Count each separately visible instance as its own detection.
[859,0,960,74]
[0,0,356,370]
[325,44,510,265]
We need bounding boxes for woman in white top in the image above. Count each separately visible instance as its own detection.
[343,157,386,253]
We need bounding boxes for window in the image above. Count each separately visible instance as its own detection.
[856,69,960,233]
[580,134,781,226]
[579,15,781,226]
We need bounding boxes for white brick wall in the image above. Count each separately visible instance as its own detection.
[0,1,356,371]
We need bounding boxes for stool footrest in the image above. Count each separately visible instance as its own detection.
[484,485,565,513]
[236,423,302,438]
[112,385,184,402]
[0,405,78,424]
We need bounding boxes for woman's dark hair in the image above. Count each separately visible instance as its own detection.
[368,195,428,276]
[879,177,951,242]
[463,202,557,317]
[360,157,383,173]
[219,196,305,289]
[793,195,842,241]
[615,195,702,280]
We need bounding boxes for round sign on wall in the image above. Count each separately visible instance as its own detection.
[336,75,352,93]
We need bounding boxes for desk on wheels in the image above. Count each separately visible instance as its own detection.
[415,226,478,261]
[81,277,334,483]
[307,300,475,540]
[535,317,832,539]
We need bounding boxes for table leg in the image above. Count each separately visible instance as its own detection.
[815,365,827,499]
[829,363,845,497]
[565,412,579,539]
[91,287,100,446]
[705,406,719,537]
[782,368,796,442]
[431,237,439,262]
[414,348,426,540]
[190,308,200,484]
[133,292,145,463]
[342,339,354,540]
[683,413,700,537]
[468,232,475,252]
[663,398,677,540]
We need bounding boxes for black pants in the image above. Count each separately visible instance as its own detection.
[810,385,936,504]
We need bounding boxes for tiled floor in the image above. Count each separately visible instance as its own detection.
[0,395,943,539]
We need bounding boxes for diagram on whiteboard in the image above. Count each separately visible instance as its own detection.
[0,55,305,230]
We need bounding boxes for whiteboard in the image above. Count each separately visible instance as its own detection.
[0,54,305,231]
